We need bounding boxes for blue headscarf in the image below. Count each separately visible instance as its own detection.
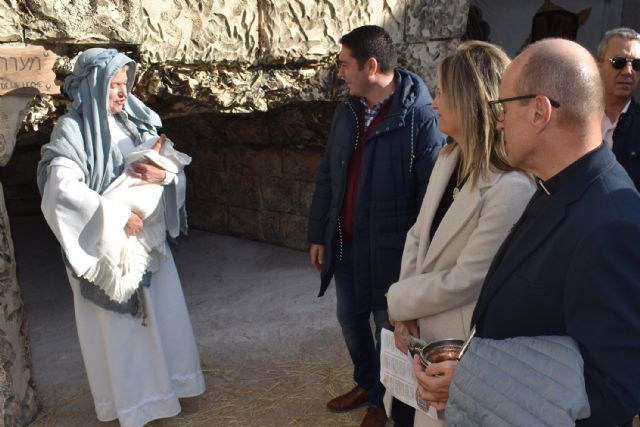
[37,48,162,194]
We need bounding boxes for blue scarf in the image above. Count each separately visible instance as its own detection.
[37,48,161,195]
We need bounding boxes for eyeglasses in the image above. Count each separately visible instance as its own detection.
[488,95,561,122]
[609,56,640,72]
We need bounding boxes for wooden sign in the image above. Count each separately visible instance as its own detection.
[0,45,59,95]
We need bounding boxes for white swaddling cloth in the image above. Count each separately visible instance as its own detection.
[82,137,191,303]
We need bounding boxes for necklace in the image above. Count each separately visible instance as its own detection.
[452,160,468,199]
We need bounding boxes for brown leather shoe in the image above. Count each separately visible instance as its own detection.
[360,405,387,427]
[326,385,368,412]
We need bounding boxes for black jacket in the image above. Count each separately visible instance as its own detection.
[472,146,640,426]
[612,99,640,191]
[307,68,445,313]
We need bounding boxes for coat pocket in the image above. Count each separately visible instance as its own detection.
[372,232,405,293]
[376,231,407,249]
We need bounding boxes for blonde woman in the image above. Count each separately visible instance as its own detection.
[386,41,536,427]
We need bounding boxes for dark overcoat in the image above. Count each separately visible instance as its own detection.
[472,146,640,426]
[307,68,445,313]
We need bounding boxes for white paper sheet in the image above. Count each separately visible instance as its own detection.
[380,328,438,419]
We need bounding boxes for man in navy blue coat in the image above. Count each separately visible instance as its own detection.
[307,25,444,427]
[414,38,640,426]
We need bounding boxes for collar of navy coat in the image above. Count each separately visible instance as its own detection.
[472,144,618,326]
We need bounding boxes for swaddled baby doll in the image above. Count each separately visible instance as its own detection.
[83,135,191,303]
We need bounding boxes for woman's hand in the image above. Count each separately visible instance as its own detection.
[151,134,166,153]
[124,210,143,237]
[129,161,166,186]
[390,316,419,354]
[413,354,456,411]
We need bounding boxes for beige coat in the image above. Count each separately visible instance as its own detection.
[386,145,536,427]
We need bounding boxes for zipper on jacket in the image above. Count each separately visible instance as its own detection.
[347,101,360,151]
[409,108,415,176]
[337,217,344,262]
[336,102,359,263]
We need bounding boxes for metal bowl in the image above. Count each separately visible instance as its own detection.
[419,339,464,367]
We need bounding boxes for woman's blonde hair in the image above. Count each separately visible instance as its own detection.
[439,40,512,186]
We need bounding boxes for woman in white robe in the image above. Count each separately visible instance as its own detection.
[37,48,205,427]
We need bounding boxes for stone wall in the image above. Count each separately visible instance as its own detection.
[0,95,40,426]
[161,102,334,250]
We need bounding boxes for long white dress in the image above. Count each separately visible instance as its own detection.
[41,118,205,427]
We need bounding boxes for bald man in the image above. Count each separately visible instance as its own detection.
[414,38,640,426]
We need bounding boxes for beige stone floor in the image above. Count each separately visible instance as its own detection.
[13,216,639,427]
[14,216,377,427]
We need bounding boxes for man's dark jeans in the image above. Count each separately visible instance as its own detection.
[334,244,391,407]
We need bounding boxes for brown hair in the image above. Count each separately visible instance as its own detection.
[439,40,513,186]
[340,25,397,73]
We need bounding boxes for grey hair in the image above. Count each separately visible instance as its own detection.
[596,27,640,61]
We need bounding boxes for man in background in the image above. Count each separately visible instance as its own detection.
[307,25,444,427]
[597,27,640,190]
